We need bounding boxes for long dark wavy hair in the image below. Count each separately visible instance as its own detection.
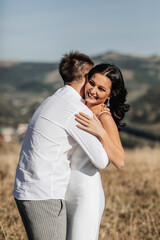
[88,63,130,129]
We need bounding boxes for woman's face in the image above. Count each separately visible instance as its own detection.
[85,73,112,106]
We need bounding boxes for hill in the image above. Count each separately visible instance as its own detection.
[0,51,160,147]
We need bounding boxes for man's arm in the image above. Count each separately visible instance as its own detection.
[65,109,109,169]
[75,112,125,169]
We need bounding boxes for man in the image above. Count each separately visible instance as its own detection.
[13,51,109,240]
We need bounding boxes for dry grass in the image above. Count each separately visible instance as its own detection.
[0,142,26,240]
[100,146,160,240]
[0,141,160,240]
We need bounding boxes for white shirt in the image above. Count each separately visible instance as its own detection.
[13,85,109,200]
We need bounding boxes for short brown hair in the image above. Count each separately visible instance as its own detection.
[59,51,94,84]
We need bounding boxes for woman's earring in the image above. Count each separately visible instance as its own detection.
[107,97,110,107]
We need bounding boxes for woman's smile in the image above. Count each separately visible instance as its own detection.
[87,91,98,99]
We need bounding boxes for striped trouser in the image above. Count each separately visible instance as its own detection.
[15,198,66,240]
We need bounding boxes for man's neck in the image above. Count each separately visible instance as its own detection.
[67,81,85,98]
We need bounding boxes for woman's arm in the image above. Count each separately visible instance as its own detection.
[75,112,125,169]
[98,113,125,169]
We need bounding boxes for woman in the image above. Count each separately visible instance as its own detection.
[66,63,130,240]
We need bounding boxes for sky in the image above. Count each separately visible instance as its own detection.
[0,0,160,62]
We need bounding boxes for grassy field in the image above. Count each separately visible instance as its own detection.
[0,141,160,240]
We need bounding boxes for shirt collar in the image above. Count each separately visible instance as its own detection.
[64,85,85,104]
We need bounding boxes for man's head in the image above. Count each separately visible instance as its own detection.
[59,51,94,85]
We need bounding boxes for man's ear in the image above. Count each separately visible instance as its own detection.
[85,74,88,83]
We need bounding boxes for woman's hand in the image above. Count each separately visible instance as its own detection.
[89,103,110,116]
[75,112,106,138]
[100,104,110,114]
[75,112,125,169]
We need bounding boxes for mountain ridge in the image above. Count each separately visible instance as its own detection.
[0,51,160,147]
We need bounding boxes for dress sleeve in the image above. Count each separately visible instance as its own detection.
[65,109,109,169]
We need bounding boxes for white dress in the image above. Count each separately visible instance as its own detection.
[66,111,110,240]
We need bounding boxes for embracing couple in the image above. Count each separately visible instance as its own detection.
[13,51,129,240]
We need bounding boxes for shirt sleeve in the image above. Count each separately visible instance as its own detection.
[65,108,110,169]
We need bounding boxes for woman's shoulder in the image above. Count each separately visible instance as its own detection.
[98,111,117,129]
[97,110,111,119]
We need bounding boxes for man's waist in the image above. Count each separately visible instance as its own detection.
[13,180,67,201]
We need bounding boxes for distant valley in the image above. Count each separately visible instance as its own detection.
[0,51,160,147]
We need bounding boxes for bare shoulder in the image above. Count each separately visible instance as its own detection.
[98,112,117,129]
[98,112,114,122]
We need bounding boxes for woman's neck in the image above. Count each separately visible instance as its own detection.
[86,103,103,116]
